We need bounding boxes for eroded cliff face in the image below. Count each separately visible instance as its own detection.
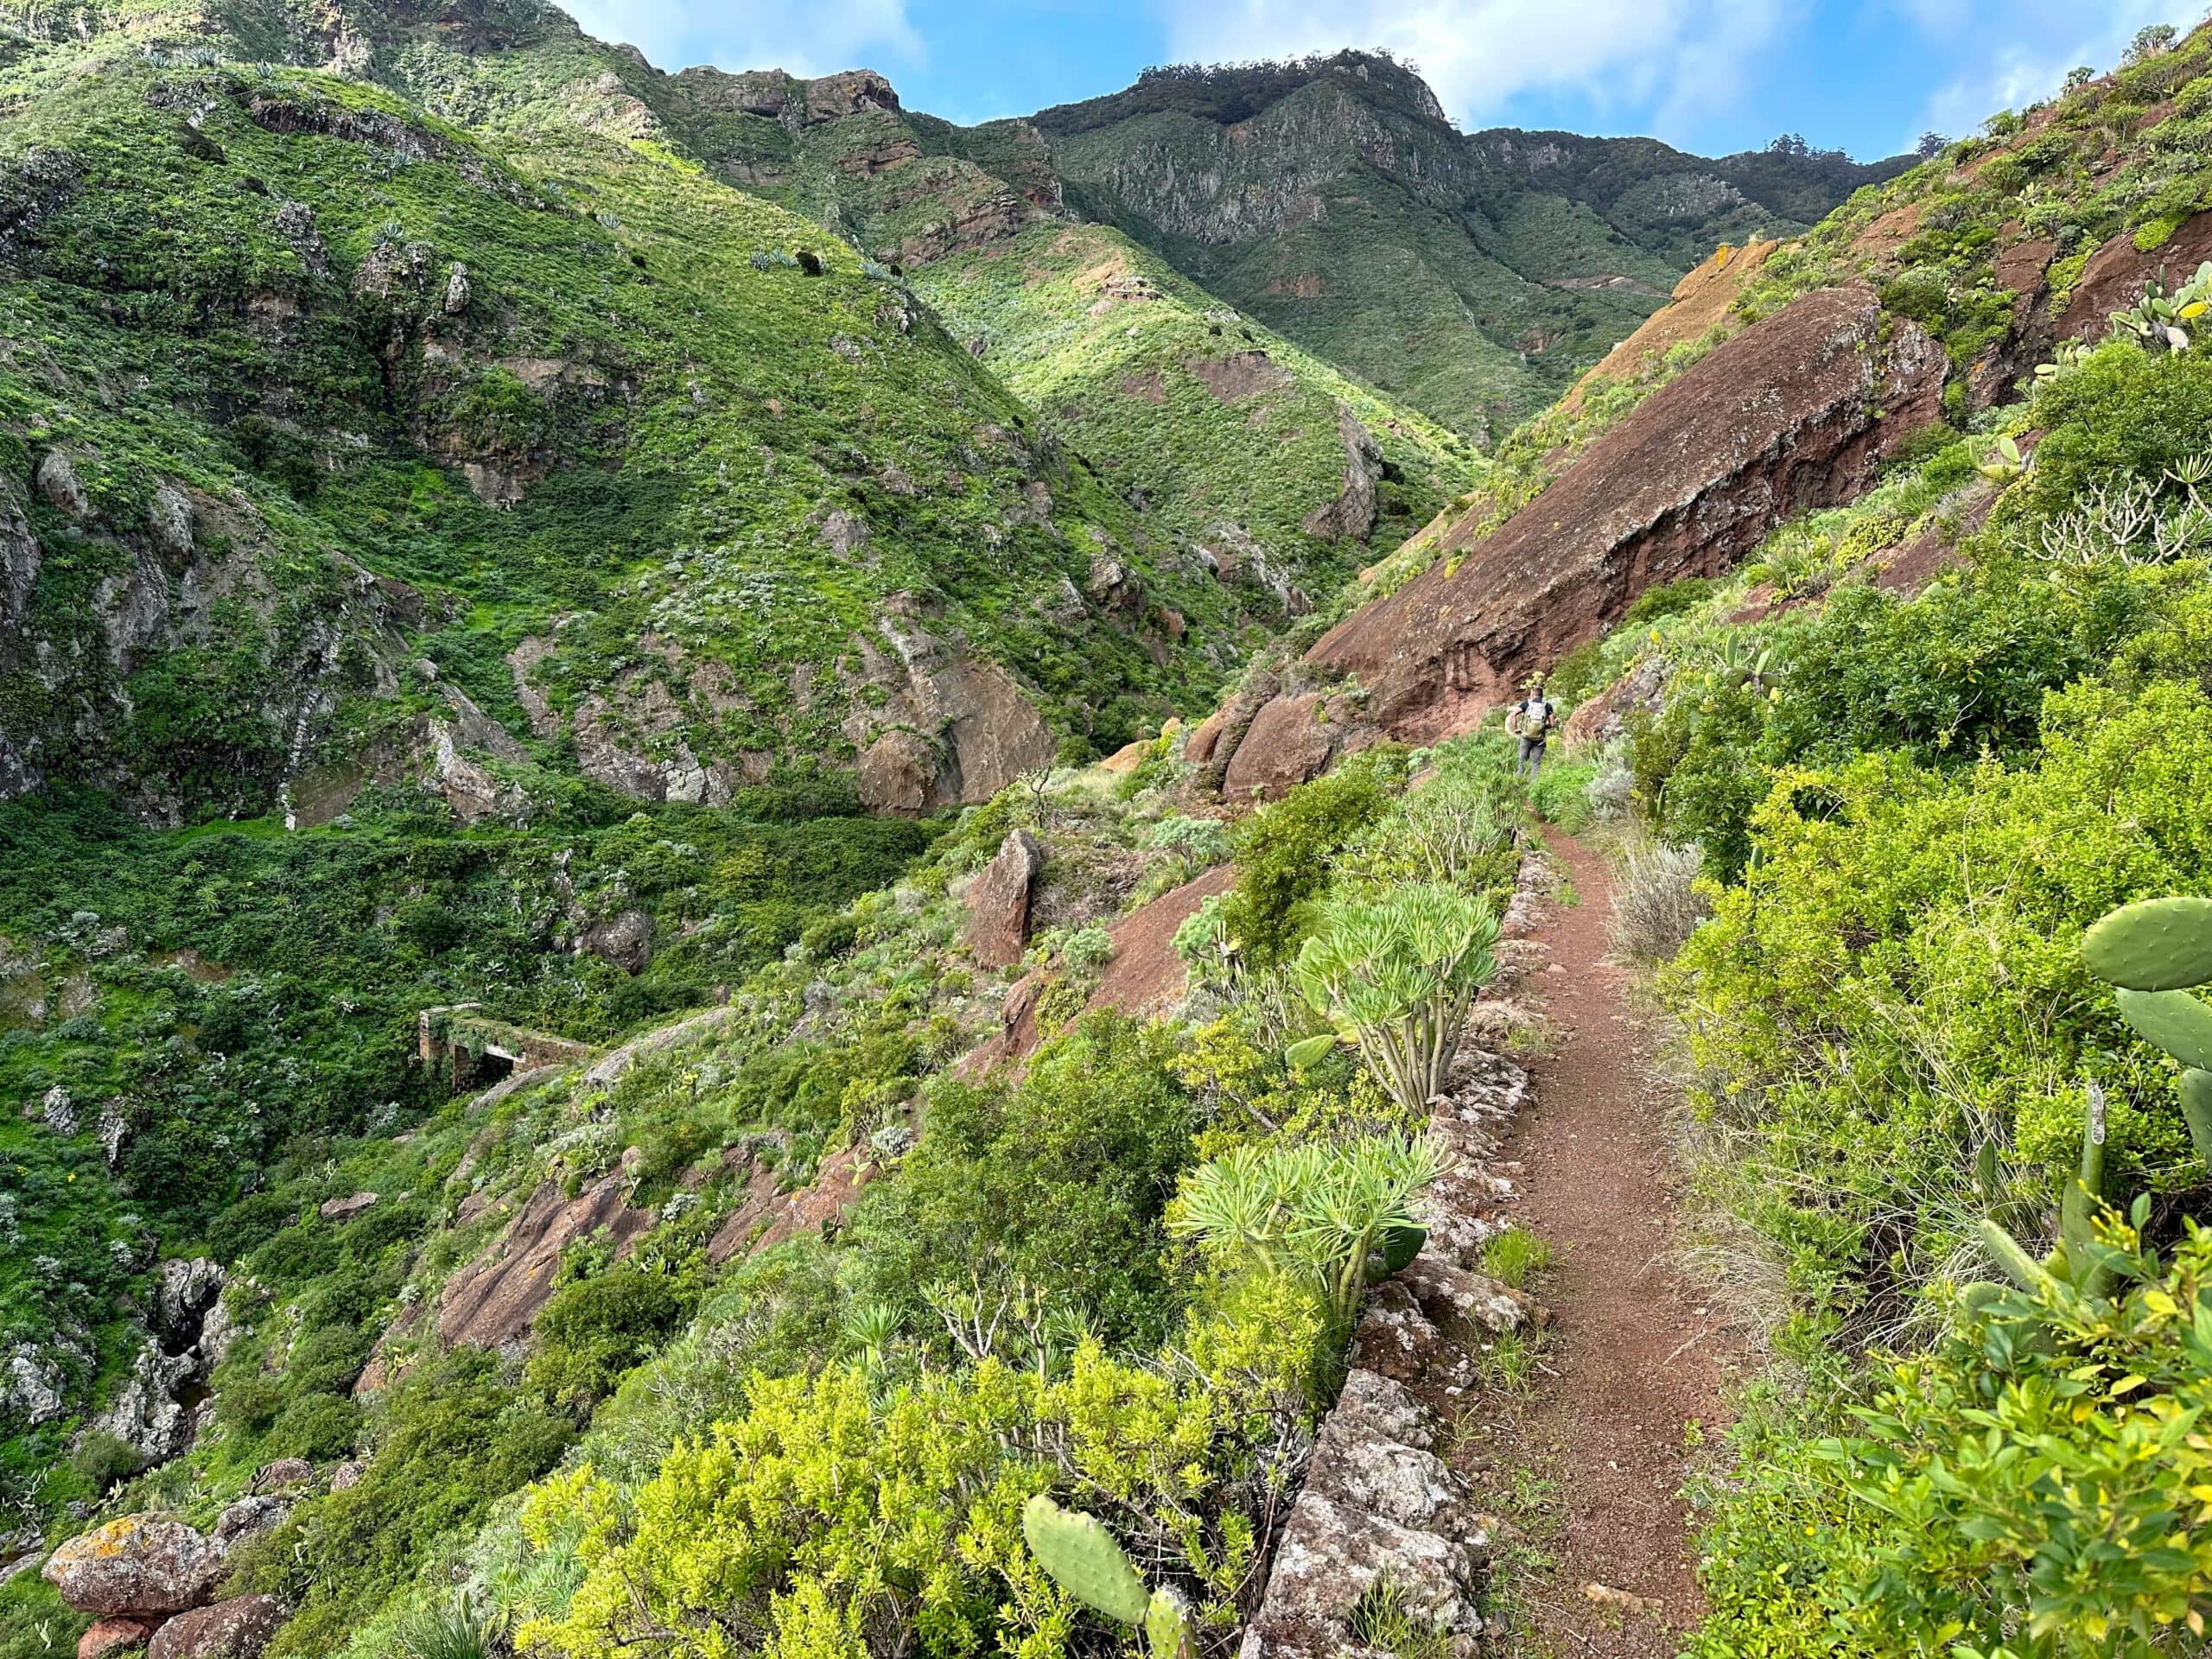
[1306,287,1947,741]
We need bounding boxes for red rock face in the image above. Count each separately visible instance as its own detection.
[1220,693,1338,801]
[436,1174,655,1350]
[964,829,1044,969]
[1306,287,1947,742]
[2058,211,2212,340]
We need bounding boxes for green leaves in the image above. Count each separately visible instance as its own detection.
[1290,882,1500,1118]
[1168,1133,1450,1328]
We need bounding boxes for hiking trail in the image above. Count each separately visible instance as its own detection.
[1474,831,1738,1656]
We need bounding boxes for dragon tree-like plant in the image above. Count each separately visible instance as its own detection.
[1285,883,1500,1117]
[1168,1134,1446,1329]
[1022,1495,1194,1658]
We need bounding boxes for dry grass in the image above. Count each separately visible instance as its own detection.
[1607,841,1711,966]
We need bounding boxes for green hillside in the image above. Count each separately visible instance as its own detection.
[1027,54,1910,436]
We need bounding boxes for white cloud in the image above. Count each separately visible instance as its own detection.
[1149,0,1786,135]
[1907,2,2185,147]
[562,0,921,77]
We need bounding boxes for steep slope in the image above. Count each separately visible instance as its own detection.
[1185,24,2212,790]
[1027,54,1910,436]
[642,63,1484,619]
[0,0,1270,826]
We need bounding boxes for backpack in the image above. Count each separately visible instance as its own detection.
[1510,697,1554,739]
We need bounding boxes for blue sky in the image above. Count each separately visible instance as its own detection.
[565,1,2193,161]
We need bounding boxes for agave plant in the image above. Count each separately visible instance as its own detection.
[1169,1133,1447,1327]
[1285,883,1500,1117]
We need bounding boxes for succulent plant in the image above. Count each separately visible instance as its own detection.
[1021,1496,1194,1658]
[2083,894,2212,1168]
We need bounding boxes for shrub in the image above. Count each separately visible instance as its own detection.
[68,1431,143,1492]
[1220,751,1402,969]
[525,1268,694,1411]
[1170,1132,1446,1331]
[1608,841,1710,966]
[1288,884,1501,1118]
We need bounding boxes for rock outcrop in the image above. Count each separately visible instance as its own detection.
[846,613,1058,814]
[1306,287,1947,741]
[964,830,1044,969]
[437,1173,655,1350]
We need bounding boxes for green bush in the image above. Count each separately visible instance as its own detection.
[1220,750,1403,969]
[525,1268,695,1412]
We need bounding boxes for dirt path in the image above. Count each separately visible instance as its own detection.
[1476,832,1737,1656]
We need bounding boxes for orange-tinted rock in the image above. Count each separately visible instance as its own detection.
[1993,236,2055,296]
[1098,738,1150,773]
[1221,694,1336,801]
[44,1518,224,1618]
[436,1173,654,1350]
[705,1147,875,1264]
[1183,671,1277,796]
[1306,288,1946,742]
[1564,239,1777,406]
[79,1618,160,1659]
[964,829,1043,969]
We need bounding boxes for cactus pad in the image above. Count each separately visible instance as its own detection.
[1145,1586,1196,1659]
[2082,896,2212,990]
[2114,988,2212,1071]
[1022,1496,1148,1627]
[2183,1068,2212,1168]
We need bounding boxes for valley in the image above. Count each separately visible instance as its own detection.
[3,4,2212,1658]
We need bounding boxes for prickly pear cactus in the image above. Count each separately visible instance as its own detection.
[1021,1495,1149,1627]
[1144,1586,1197,1659]
[2082,895,2212,991]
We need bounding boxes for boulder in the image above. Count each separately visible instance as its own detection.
[148,483,195,563]
[210,1497,287,1552]
[248,1459,313,1493]
[88,1343,200,1467]
[1220,694,1336,802]
[582,909,655,976]
[964,830,1043,969]
[1559,656,1665,748]
[1307,287,1946,741]
[146,1595,283,1659]
[36,448,90,519]
[153,1260,224,1346]
[845,616,1057,812]
[317,1192,377,1224]
[327,1461,364,1492]
[1396,1255,1547,1339]
[1183,670,1278,798]
[79,1618,160,1659]
[43,1516,225,1617]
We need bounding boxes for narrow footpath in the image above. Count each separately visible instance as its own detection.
[1482,832,1737,1656]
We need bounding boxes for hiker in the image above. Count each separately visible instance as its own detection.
[1508,677,1557,779]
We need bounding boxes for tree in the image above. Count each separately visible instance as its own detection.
[1915,130,1948,160]
[2125,22,2177,65]
[1767,131,1809,156]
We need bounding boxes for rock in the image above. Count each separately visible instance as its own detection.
[706,1146,878,1265]
[438,1173,656,1350]
[1351,1280,1476,1389]
[317,1192,378,1224]
[1183,669,1278,798]
[210,1497,287,1552]
[41,1084,77,1135]
[845,616,1058,812]
[1397,1255,1547,1338]
[964,830,1043,969]
[442,262,470,315]
[582,909,655,975]
[4,1345,66,1425]
[1220,694,1337,802]
[79,1618,160,1659]
[1560,657,1664,748]
[1300,403,1384,542]
[0,476,41,625]
[146,1595,283,1659]
[327,1461,364,1492]
[36,449,90,519]
[154,1260,224,1348]
[248,1459,313,1493]
[89,1343,199,1467]
[1308,287,1946,741]
[43,1516,225,1617]
[148,484,194,563]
